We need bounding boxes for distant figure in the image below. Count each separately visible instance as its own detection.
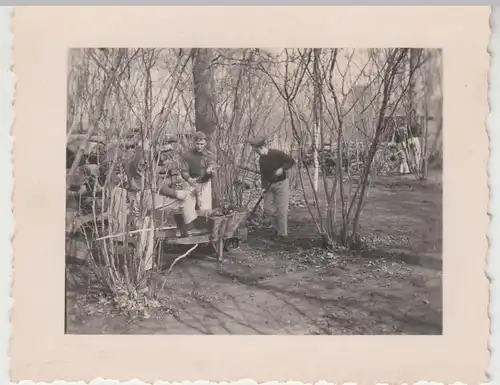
[180,131,216,211]
[249,136,296,241]
[394,125,410,174]
[408,121,423,172]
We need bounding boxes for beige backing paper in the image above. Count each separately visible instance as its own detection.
[11,6,490,384]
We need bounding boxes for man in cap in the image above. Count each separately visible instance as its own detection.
[109,133,201,272]
[122,134,198,234]
[180,131,216,211]
[249,136,295,241]
[66,163,103,234]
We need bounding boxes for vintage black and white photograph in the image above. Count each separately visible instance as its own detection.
[65,47,443,335]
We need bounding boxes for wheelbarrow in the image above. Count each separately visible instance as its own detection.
[153,209,249,261]
[148,182,272,262]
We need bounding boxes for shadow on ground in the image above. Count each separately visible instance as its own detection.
[65,173,442,335]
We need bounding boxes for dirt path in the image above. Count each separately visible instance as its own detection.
[66,174,443,335]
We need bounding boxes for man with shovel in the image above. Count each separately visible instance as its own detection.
[249,136,296,241]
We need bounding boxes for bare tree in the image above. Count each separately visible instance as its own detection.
[67,49,127,182]
[66,49,194,313]
[260,48,424,249]
[66,48,442,310]
[312,48,322,192]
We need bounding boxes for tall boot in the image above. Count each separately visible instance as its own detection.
[179,220,197,238]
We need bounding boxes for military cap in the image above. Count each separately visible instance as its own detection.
[248,136,267,148]
[194,131,207,142]
[164,134,178,143]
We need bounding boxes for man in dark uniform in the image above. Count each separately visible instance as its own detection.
[122,134,198,230]
[249,136,295,240]
[109,134,200,271]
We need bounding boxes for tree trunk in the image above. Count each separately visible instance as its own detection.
[192,48,219,208]
[408,49,420,125]
[407,48,422,173]
[312,48,322,193]
[193,48,216,139]
[421,110,429,179]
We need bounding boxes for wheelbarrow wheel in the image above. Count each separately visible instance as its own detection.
[223,237,240,252]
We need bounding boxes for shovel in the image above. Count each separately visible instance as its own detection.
[248,182,274,217]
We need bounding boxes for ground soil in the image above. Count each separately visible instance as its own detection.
[66,172,442,335]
